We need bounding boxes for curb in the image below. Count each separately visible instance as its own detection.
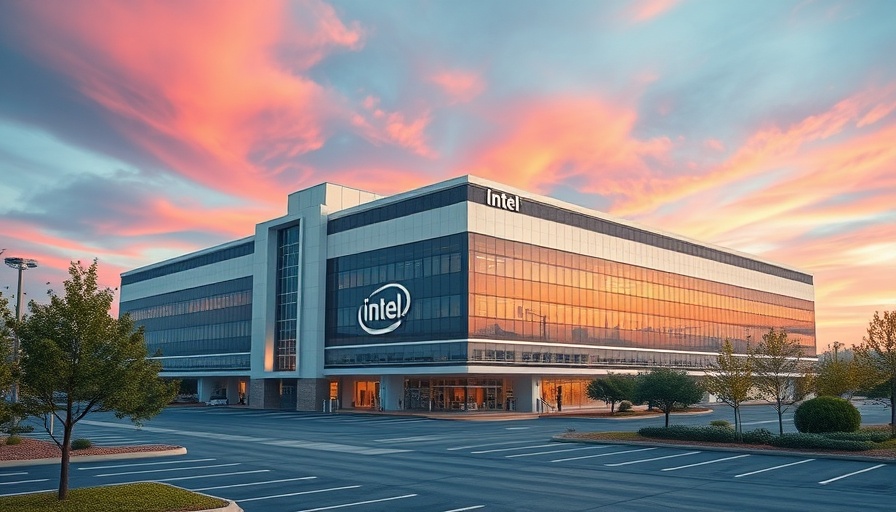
[551,435,896,464]
[0,447,187,468]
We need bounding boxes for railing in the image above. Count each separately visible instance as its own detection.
[537,398,556,413]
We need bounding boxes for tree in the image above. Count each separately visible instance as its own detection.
[635,368,703,427]
[751,329,810,435]
[814,342,862,398]
[17,260,177,500]
[703,339,753,440]
[0,292,17,430]
[586,374,635,413]
[853,310,896,437]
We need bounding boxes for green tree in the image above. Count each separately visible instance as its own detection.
[815,342,861,398]
[635,368,703,427]
[703,339,753,440]
[853,311,896,437]
[586,374,635,413]
[17,260,177,500]
[751,329,810,435]
[0,292,17,430]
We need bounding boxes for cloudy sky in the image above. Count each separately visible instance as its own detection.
[1,0,894,349]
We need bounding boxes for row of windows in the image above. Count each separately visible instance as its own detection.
[155,354,250,371]
[275,225,301,372]
[472,250,811,311]
[328,183,811,284]
[144,321,251,345]
[324,342,724,370]
[336,253,462,290]
[128,290,252,321]
[145,337,251,357]
[122,241,254,285]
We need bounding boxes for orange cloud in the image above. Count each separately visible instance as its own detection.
[466,97,672,195]
[353,96,437,157]
[428,70,485,103]
[10,0,362,201]
[625,0,681,23]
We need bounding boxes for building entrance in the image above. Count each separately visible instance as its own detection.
[354,380,379,409]
[403,378,509,411]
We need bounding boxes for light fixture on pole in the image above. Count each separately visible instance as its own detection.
[4,256,38,403]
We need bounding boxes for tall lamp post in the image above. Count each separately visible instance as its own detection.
[5,256,38,403]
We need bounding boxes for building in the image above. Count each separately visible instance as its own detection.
[119,175,816,412]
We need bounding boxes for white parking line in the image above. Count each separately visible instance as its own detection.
[375,435,446,443]
[505,427,530,430]
[0,478,49,486]
[552,447,657,463]
[447,440,533,451]
[506,446,611,458]
[661,454,750,471]
[0,487,55,497]
[192,476,317,492]
[734,459,814,478]
[78,458,216,470]
[157,469,270,483]
[0,472,28,477]
[605,451,701,467]
[819,464,886,485]
[472,443,556,454]
[238,485,360,502]
[295,493,418,511]
[443,506,485,511]
[94,462,240,477]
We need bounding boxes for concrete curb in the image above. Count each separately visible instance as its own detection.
[0,446,187,468]
[551,435,896,464]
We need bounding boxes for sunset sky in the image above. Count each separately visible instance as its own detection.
[1,1,894,350]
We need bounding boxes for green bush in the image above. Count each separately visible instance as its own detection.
[770,433,874,451]
[5,435,22,446]
[639,425,736,443]
[710,420,732,428]
[71,438,92,450]
[741,428,775,445]
[820,431,891,443]
[793,396,861,433]
[618,400,633,412]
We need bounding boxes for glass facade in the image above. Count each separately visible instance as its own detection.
[274,224,301,371]
[120,277,253,372]
[325,231,815,370]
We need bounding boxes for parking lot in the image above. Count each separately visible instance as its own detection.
[3,403,895,511]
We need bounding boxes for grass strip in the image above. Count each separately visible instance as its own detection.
[0,482,227,512]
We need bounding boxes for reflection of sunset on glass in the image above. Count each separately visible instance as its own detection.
[0,1,894,349]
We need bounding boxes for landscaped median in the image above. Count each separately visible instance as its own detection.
[553,425,896,462]
[0,437,185,467]
[0,482,237,512]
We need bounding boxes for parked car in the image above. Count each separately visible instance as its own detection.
[206,395,228,406]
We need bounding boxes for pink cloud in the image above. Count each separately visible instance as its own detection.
[428,70,485,103]
[625,0,681,23]
[704,138,725,152]
[353,96,437,157]
[9,0,363,201]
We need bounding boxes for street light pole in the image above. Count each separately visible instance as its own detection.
[4,256,38,403]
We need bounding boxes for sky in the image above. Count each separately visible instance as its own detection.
[0,0,894,350]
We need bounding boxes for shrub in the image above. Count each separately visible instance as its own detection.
[770,433,874,451]
[710,420,732,428]
[793,396,861,433]
[820,431,891,443]
[71,438,92,450]
[639,425,736,443]
[618,400,633,412]
[741,428,775,445]
[5,435,22,446]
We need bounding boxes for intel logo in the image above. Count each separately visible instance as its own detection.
[358,283,411,335]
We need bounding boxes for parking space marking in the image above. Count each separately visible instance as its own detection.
[94,462,240,477]
[661,454,750,471]
[447,440,533,451]
[375,435,446,443]
[192,476,317,492]
[605,451,701,467]
[819,464,886,485]
[471,443,555,454]
[0,471,28,477]
[506,445,611,458]
[0,488,55,497]
[552,447,657,463]
[734,459,814,478]
[78,458,216,471]
[295,493,418,511]
[443,506,485,511]
[238,485,361,502]
[0,478,49,486]
[157,469,270,483]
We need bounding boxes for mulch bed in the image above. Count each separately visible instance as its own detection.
[0,437,179,462]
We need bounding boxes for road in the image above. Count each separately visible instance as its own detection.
[3,402,895,511]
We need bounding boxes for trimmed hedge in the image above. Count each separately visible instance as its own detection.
[741,428,775,445]
[639,425,736,443]
[71,438,92,450]
[820,431,891,443]
[793,396,861,433]
[770,433,874,451]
